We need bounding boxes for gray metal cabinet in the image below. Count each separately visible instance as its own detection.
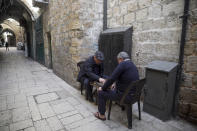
[143,61,178,121]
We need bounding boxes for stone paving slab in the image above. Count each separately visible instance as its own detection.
[0,96,7,111]
[50,100,75,115]
[24,127,36,131]
[27,96,42,121]
[0,126,9,131]
[0,48,196,131]
[46,116,64,131]
[60,114,84,126]
[38,103,56,119]
[12,107,31,122]
[35,92,60,104]
[9,119,33,131]
[34,119,52,131]
[0,110,12,126]
[72,120,111,131]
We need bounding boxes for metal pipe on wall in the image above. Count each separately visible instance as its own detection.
[103,0,107,30]
[173,0,190,117]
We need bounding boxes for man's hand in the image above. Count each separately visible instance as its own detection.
[111,83,116,90]
[97,87,102,91]
[99,78,106,84]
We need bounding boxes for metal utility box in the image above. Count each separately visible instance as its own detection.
[143,60,178,121]
[99,27,133,76]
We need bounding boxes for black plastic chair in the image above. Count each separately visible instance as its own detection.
[107,78,146,129]
[77,61,85,95]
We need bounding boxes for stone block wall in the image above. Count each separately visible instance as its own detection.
[41,0,197,123]
[42,0,103,87]
[179,0,197,123]
[107,0,197,123]
[108,0,184,76]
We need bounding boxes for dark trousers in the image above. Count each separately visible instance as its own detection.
[83,78,94,99]
[6,46,9,51]
[98,89,133,115]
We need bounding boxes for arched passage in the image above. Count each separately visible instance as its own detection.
[0,28,16,47]
[0,0,40,58]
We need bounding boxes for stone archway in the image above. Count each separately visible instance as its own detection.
[0,28,16,47]
[0,0,40,59]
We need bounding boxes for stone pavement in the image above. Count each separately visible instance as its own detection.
[0,47,196,131]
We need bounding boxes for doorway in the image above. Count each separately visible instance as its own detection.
[99,27,133,76]
[35,15,45,65]
[47,32,53,69]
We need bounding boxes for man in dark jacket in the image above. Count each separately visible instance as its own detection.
[77,51,106,102]
[94,51,139,120]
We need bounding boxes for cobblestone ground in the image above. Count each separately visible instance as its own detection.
[0,47,196,131]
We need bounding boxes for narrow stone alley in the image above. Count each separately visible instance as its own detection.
[0,48,196,131]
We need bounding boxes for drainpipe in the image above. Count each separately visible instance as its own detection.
[103,0,107,30]
[173,0,190,117]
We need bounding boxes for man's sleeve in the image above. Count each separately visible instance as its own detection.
[100,63,104,77]
[84,62,100,81]
[102,63,124,91]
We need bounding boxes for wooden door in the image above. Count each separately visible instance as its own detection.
[35,15,45,65]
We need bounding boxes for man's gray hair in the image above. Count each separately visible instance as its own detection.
[117,51,130,60]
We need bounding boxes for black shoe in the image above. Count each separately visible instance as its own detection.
[85,90,88,100]
[85,93,88,100]
[89,97,94,102]
[121,105,125,111]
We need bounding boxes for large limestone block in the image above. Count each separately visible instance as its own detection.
[124,12,135,24]
[136,8,148,21]
[191,25,197,40]
[190,103,197,118]
[127,0,138,12]
[184,42,195,56]
[71,38,82,47]
[148,5,162,19]
[108,0,118,8]
[120,4,127,15]
[163,0,184,16]
[179,87,197,104]
[186,56,197,72]
[113,7,120,16]
[138,0,152,9]
[69,20,81,30]
[182,73,193,88]
[69,47,78,55]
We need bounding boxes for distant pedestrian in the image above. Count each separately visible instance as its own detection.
[5,42,9,51]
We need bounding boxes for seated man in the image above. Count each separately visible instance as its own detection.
[77,51,106,102]
[94,51,139,120]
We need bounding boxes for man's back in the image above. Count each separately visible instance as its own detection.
[116,60,139,93]
[102,60,139,94]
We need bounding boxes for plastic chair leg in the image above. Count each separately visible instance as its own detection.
[108,100,112,120]
[138,100,141,120]
[126,104,132,129]
[80,84,83,95]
